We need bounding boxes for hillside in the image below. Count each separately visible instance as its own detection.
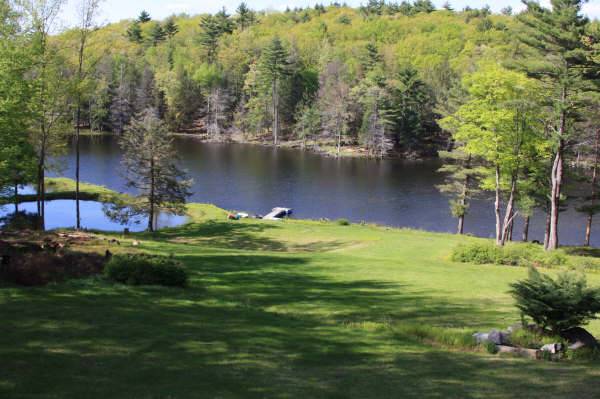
[57,4,518,157]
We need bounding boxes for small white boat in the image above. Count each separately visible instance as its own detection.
[262,207,293,220]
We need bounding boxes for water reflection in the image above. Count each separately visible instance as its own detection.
[0,200,187,232]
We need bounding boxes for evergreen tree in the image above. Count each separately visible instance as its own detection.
[199,14,230,64]
[235,2,254,30]
[126,20,143,43]
[516,0,597,250]
[163,17,179,39]
[118,109,192,232]
[137,10,151,23]
[148,22,166,46]
[258,37,291,145]
[389,66,433,154]
[437,150,484,234]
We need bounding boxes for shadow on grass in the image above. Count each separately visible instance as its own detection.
[3,250,600,398]
[563,247,600,258]
[141,220,351,253]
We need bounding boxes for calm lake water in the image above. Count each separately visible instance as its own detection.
[37,134,599,246]
[0,200,187,232]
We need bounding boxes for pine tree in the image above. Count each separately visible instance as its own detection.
[137,10,151,23]
[437,151,482,234]
[118,109,192,232]
[163,17,179,39]
[148,22,166,46]
[516,0,597,250]
[126,20,143,43]
[199,15,225,64]
[235,2,254,30]
[258,37,291,145]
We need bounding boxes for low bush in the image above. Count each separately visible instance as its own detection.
[565,347,600,362]
[484,341,499,354]
[105,254,188,287]
[452,242,567,268]
[508,328,563,349]
[510,267,600,334]
[336,218,351,226]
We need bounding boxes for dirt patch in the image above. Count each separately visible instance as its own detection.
[0,231,107,286]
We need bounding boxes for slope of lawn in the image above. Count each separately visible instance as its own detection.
[1,193,600,398]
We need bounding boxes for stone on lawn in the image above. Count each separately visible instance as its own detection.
[473,332,489,344]
[488,329,509,345]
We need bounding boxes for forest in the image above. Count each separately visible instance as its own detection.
[1,0,600,250]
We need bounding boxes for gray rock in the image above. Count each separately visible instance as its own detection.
[473,332,489,344]
[488,329,509,345]
[561,327,598,350]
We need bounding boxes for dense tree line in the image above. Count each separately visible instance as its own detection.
[52,1,521,158]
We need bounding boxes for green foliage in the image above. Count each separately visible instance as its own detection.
[116,109,192,231]
[484,340,498,354]
[137,10,151,23]
[126,20,143,43]
[105,254,188,287]
[509,328,563,349]
[336,218,351,226]
[451,242,567,268]
[510,267,600,334]
[148,22,166,46]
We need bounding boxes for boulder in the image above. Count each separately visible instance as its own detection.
[561,327,598,350]
[473,332,489,344]
[488,329,510,345]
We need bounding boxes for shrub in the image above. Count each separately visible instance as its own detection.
[509,328,563,349]
[484,341,498,354]
[510,267,600,334]
[105,254,188,287]
[452,242,566,268]
[336,218,351,226]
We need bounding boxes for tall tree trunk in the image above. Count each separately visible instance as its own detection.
[544,209,551,250]
[148,157,155,232]
[548,142,564,250]
[584,129,600,247]
[14,183,19,214]
[457,155,471,235]
[501,177,517,246]
[75,103,81,229]
[522,215,530,242]
[272,80,278,145]
[457,215,465,235]
[494,164,502,245]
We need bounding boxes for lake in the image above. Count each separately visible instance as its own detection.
[40,134,597,246]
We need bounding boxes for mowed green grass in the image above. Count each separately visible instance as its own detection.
[1,202,600,398]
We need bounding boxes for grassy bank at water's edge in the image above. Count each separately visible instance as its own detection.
[1,179,600,398]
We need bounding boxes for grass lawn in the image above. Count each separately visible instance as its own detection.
[1,197,600,398]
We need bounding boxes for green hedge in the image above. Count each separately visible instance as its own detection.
[451,242,567,268]
[105,254,188,287]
